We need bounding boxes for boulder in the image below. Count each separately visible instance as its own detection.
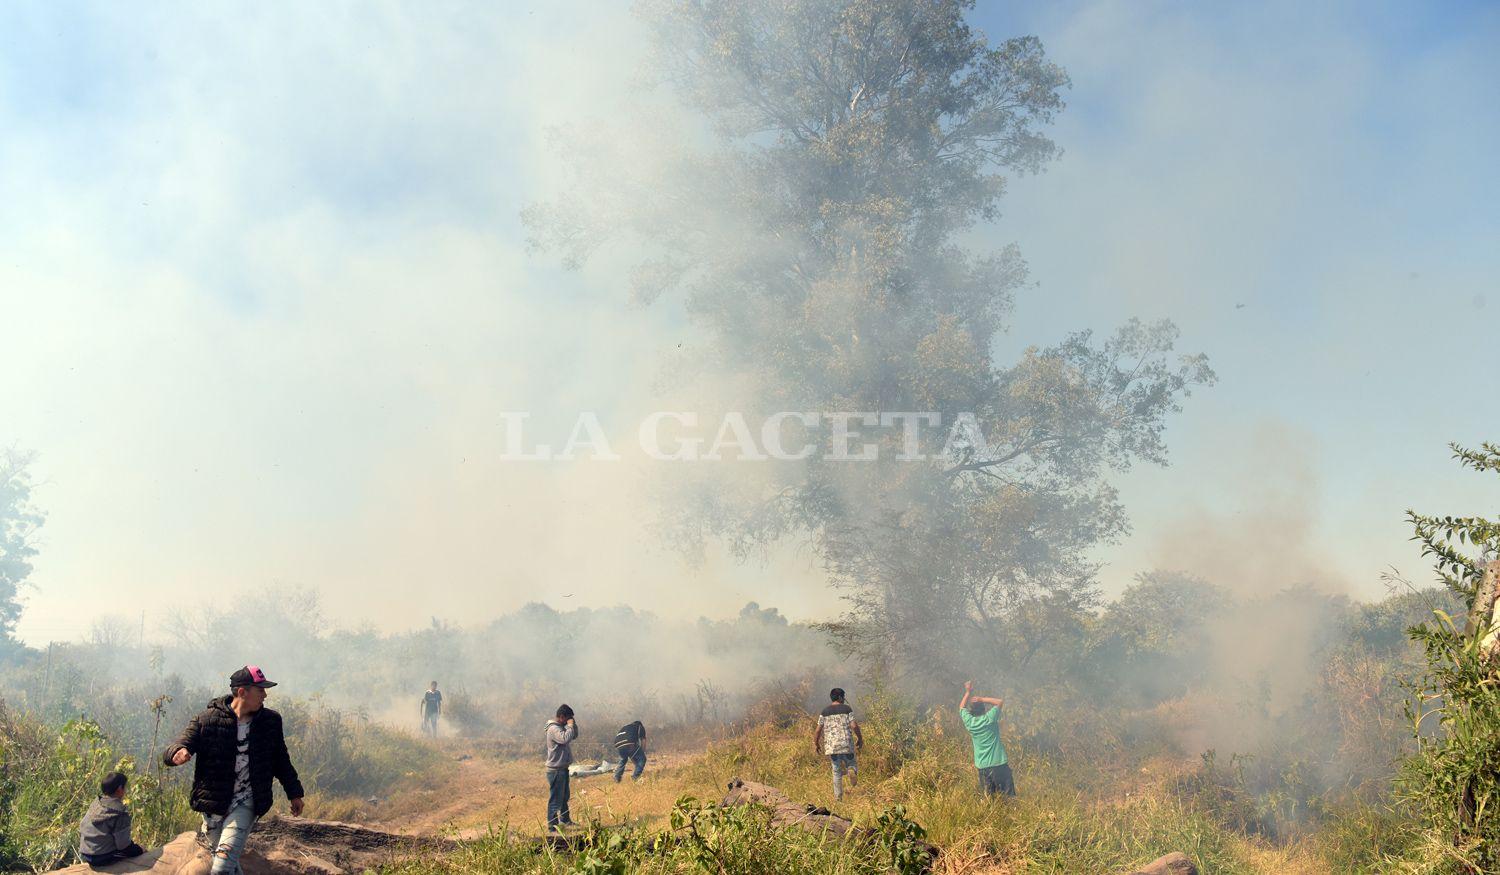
[53,816,453,875]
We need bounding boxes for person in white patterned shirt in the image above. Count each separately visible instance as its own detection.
[813,687,863,801]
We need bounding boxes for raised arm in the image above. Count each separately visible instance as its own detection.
[547,720,578,745]
[959,680,972,712]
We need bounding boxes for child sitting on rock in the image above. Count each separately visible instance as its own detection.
[78,771,146,867]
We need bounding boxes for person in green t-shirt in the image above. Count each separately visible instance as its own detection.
[959,680,1014,797]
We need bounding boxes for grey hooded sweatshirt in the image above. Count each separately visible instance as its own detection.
[78,795,132,857]
[545,719,577,770]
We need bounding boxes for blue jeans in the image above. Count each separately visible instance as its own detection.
[200,800,256,874]
[830,753,857,800]
[546,768,572,828]
[422,712,439,736]
[614,746,646,782]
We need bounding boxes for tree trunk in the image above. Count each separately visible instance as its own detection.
[1126,851,1199,875]
[721,777,940,864]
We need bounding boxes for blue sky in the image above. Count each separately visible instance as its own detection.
[1,1,1495,644]
[977,0,1499,596]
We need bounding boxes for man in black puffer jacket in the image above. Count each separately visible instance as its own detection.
[164,665,305,874]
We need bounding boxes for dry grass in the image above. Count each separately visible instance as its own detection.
[357,739,719,838]
[366,714,1416,873]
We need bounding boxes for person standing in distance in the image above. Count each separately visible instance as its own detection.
[421,681,443,737]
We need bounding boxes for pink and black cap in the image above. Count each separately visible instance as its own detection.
[230,664,278,689]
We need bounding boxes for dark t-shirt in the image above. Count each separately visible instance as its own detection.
[422,690,442,714]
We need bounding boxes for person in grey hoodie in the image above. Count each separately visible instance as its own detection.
[78,771,146,866]
[544,704,577,832]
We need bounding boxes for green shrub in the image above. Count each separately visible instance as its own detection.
[387,796,903,874]
[1395,441,1500,872]
[0,705,194,872]
[0,692,442,873]
[1311,796,1422,873]
[280,698,448,800]
[874,804,935,874]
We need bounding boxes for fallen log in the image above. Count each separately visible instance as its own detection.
[721,778,861,839]
[1127,851,1199,875]
[720,777,940,865]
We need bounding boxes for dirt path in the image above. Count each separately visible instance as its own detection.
[365,743,511,836]
[364,739,705,839]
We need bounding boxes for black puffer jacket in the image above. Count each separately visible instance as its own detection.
[162,696,303,817]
